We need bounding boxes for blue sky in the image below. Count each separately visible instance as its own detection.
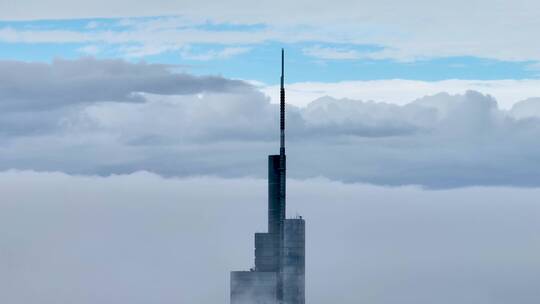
[1,17,539,84]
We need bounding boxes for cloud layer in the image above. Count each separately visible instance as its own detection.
[2,59,540,187]
[0,58,248,111]
[261,79,540,109]
[1,171,539,304]
[2,2,540,62]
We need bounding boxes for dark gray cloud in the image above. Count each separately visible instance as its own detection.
[0,58,249,111]
[1,171,539,304]
[1,59,540,187]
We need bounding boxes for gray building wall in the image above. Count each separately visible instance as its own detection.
[268,154,285,235]
[230,271,278,304]
[255,233,279,272]
[268,154,286,302]
[283,218,305,304]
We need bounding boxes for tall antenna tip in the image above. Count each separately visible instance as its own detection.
[279,48,285,147]
[281,49,284,78]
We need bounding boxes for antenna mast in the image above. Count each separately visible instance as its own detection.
[277,47,287,303]
[280,48,285,155]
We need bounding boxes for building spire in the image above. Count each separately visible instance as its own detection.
[280,48,285,154]
[277,47,286,303]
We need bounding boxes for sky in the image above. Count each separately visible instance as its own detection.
[1,1,540,304]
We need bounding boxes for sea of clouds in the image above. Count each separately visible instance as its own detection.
[1,171,539,304]
[2,58,540,187]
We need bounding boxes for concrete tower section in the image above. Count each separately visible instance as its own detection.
[283,218,305,304]
[231,49,305,304]
[230,271,278,304]
[268,154,285,236]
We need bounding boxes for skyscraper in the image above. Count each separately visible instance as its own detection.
[230,50,305,304]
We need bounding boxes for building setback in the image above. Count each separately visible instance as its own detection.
[230,50,305,304]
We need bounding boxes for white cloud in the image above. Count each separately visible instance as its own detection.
[1,171,539,304]
[302,45,368,60]
[0,26,274,58]
[1,1,540,62]
[84,20,100,29]
[180,46,252,61]
[261,79,540,109]
[77,45,100,55]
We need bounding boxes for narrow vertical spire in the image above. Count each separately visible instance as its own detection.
[280,48,285,154]
[277,47,286,303]
[279,48,286,224]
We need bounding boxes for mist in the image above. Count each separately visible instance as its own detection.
[1,171,539,304]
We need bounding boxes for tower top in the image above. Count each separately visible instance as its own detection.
[281,48,284,88]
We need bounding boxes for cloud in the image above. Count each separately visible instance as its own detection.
[77,45,101,55]
[1,2,540,62]
[0,58,249,111]
[0,25,275,58]
[302,45,370,60]
[1,171,539,304]
[180,47,252,61]
[260,79,540,109]
[2,59,540,187]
